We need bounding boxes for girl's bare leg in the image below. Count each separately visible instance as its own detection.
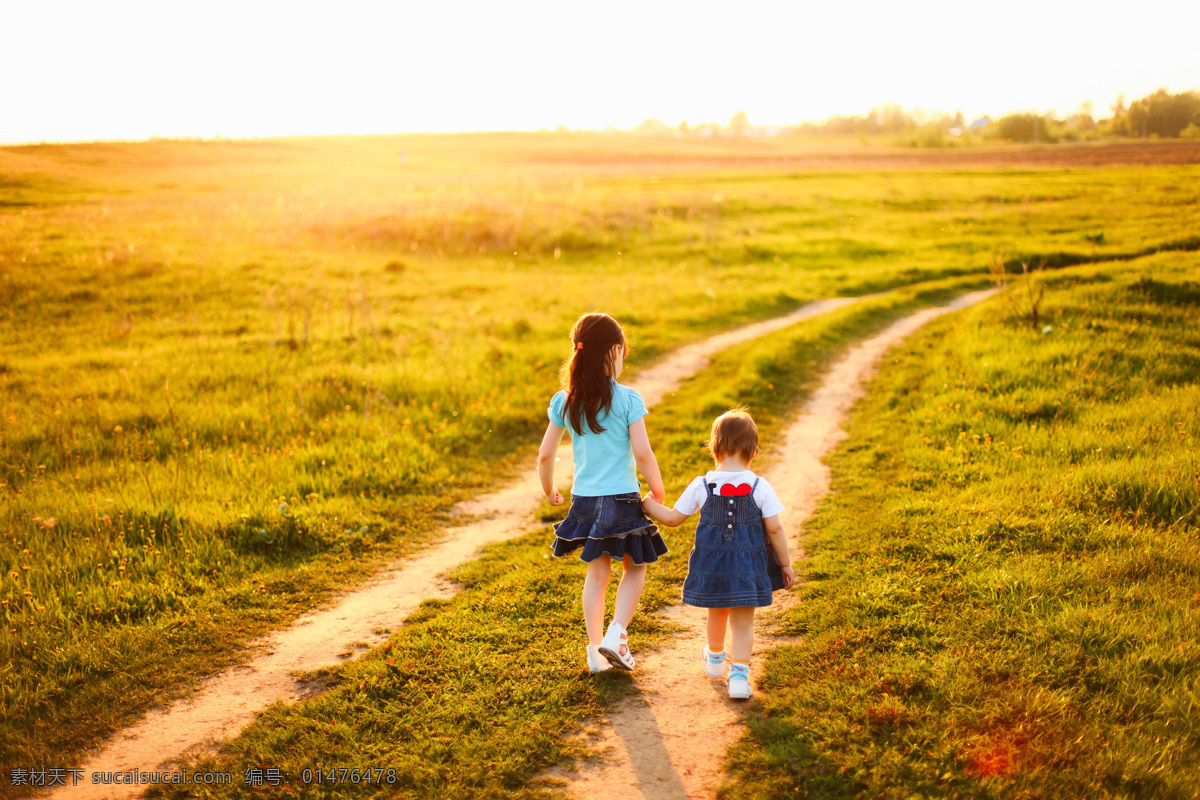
[707,608,731,652]
[611,554,647,629]
[582,557,612,645]
[729,607,756,663]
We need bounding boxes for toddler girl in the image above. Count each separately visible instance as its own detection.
[539,312,668,672]
[641,408,794,698]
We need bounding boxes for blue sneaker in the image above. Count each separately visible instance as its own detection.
[703,647,727,679]
[728,662,752,699]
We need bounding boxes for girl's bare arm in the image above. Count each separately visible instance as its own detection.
[629,417,665,502]
[763,514,796,588]
[641,494,690,527]
[538,422,565,504]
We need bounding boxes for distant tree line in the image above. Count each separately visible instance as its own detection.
[791,88,1200,144]
[982,90,1200,143]
[795,104,964,136]
[1108,89,1200,139]
[622,88,1200,145]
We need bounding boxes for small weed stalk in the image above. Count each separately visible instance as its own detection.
[987,253,1009,289]
[1022,259,1046,329]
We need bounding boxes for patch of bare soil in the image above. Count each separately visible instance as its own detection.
[53,296,872,800]
[525,140,1200,172]
[546,289,998,800]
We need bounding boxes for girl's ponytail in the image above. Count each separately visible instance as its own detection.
[560,312,628,434]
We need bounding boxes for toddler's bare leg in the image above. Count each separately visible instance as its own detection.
[729,607,756,663]
[582,557,612,645]
[612,554,647,630]
[707,608,731,652]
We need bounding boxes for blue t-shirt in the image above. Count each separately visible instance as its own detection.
[548,381,648,497]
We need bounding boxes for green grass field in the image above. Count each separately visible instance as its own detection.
[145,275,996,800]
[724,254,1200,799]
[2,134,1198,796]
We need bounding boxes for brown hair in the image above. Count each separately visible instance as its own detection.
[560,312,629,435]
[705,407,759,463]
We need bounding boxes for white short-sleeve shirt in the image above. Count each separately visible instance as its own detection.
[673,470,784,518]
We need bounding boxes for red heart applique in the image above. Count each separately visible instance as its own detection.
[719,483,753,496]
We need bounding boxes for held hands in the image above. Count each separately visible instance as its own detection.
[643,491,686,527]
[547,488,564,506]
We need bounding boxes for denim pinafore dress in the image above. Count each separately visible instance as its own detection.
[681,477,785,608]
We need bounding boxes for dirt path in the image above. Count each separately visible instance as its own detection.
[548,289,998,800]
[56,296,867,800]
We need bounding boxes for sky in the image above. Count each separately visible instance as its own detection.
[3,0,1199,144]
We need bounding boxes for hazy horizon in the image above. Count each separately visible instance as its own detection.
[4,0,1198,146]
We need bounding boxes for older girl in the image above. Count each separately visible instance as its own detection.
[538,312,667,672]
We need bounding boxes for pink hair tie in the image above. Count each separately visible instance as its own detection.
[575,341,583,350]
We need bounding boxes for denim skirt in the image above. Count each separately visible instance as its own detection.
[552,492,668,564]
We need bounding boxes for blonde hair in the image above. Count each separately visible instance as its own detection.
[705,407,758,463]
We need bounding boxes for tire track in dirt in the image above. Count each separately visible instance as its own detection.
[546,289,998,800]
[55,297,865,800]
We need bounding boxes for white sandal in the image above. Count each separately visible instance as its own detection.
[586,645,612,673]
[598,621,636,671]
